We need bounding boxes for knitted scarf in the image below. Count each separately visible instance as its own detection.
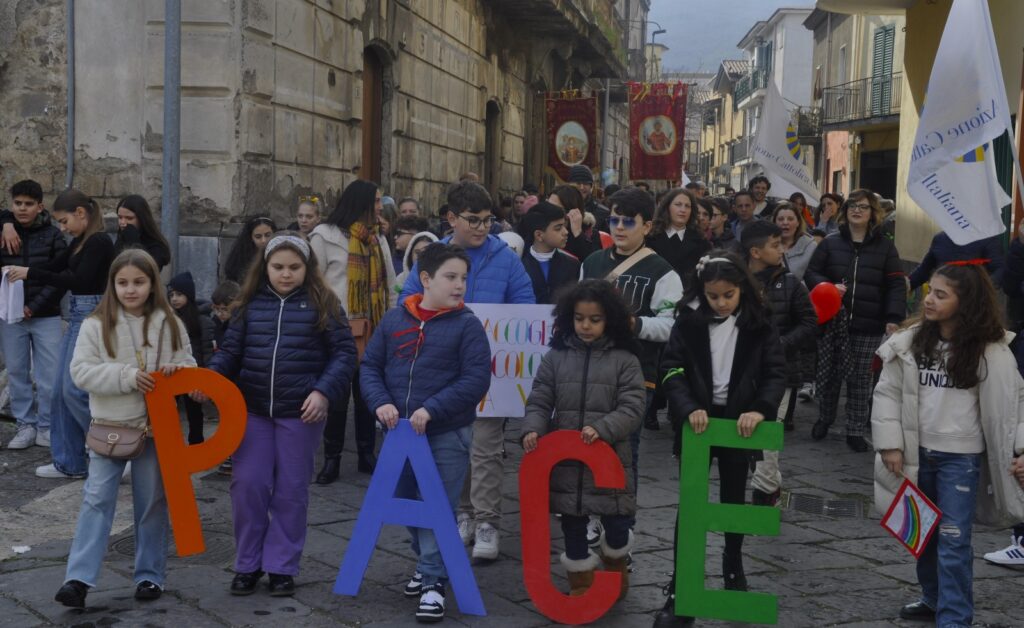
[346,221,388,328]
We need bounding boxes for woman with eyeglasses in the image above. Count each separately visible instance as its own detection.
[805,189,906,452]
[309,179,397,483]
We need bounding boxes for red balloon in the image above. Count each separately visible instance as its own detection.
[809,283,842,325]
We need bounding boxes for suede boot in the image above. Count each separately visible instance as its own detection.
[560,551,601,597]
[600,530,634,600]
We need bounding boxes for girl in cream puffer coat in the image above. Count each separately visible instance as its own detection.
[871,263,1024,628]
[57,249,195,610]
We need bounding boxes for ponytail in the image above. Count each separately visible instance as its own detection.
[53,188,105,252]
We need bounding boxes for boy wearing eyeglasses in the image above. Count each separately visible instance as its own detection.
[398,180,535,563]
[580,186,683,549]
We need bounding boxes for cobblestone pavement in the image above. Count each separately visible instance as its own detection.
[1,400,1022,627]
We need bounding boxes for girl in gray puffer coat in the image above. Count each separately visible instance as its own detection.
[521,280,646,601]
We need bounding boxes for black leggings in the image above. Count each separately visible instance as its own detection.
[183,397,205,445]
[711,445,750,556]
[322,373,375,458]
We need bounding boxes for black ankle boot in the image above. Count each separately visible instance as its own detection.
[357,450,377,474]
[723,552,747,591]
[316,456,341,485]
[652,580,695,627]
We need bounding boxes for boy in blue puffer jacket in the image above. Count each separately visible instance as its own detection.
[362,243,492,623]
[398,181,535,564]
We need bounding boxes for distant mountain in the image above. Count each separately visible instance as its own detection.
[648,0,815,72]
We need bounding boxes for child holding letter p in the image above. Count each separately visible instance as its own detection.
[56,249,196,608]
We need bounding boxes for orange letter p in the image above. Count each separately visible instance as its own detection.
[145,368,247,556]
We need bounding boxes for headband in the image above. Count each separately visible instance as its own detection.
[264,234,310,260]
[695,255,735,278]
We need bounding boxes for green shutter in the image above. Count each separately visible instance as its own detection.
[993,116,1016,246]
[871,26,895,116]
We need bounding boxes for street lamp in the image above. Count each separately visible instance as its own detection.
[651,28,667,46]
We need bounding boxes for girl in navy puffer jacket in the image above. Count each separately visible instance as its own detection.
[206,232,357,597]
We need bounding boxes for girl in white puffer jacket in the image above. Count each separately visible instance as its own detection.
[872,262,1024,628]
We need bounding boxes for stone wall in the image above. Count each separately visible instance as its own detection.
[0,0,633,288]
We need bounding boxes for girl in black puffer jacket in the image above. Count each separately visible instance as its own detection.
[804,189,905,452]
[655,251,786,625]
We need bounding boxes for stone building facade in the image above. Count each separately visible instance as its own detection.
[0,0,642,290]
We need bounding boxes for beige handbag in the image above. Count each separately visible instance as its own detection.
[85,321,162,459]
[86,423,148,460]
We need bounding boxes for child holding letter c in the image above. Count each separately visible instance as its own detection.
[521,279,645,602]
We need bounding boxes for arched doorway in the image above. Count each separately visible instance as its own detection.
[484,100,503,201]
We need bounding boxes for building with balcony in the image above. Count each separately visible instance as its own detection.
[698,60,748,193]
[815,0,1022,263]
[804,8,904,202]
[730,8,814,188]
[0,0,640,289]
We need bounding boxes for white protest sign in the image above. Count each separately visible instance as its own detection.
[468,303,554,418]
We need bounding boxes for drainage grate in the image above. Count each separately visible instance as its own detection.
[784,492,865,519]
[111,530,236,565]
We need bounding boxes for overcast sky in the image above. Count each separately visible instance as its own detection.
[647,0,816,73]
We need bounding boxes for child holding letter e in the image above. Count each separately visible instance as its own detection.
[656,251,785,626]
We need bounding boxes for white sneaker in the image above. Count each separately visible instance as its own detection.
[35,429,51,448]
[7,425,37,450]
[983,535,1024,566]
[472,523,499,561]
[457,513,475,546]
[403,571,423,597]
[35,463,85,479]
[798,383,815,402]
[586,516,603,548]
[416,583,445,622]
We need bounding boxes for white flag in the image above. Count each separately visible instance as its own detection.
[749,81,820,200]
[907,0,1017,245]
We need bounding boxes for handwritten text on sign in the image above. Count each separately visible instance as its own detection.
[468,303,554,418]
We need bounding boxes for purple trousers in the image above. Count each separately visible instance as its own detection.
[231,413,324,575]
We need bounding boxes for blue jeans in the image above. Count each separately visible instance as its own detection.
[51,294,102,476]
[0,315,62,429]
[65,440,170,587]
[915,448,981,628]
[395,425,472,588]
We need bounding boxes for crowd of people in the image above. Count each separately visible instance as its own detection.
[1,167,1023,627]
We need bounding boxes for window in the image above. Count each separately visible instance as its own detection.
[871,25,896,116]
[837,45,847,84]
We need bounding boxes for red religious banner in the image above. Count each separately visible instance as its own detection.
[628,82,687,181]
[546,92,598,182]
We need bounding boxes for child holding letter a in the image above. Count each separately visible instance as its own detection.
[655,251,785,627]
[521,279,645,600]
[56,250,196,608]
[872,263,1024,627]
[360,243,492,623]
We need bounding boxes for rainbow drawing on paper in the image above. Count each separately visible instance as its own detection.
[881,478,942,558]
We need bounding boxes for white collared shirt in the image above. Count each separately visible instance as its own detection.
[665,227,686,241]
